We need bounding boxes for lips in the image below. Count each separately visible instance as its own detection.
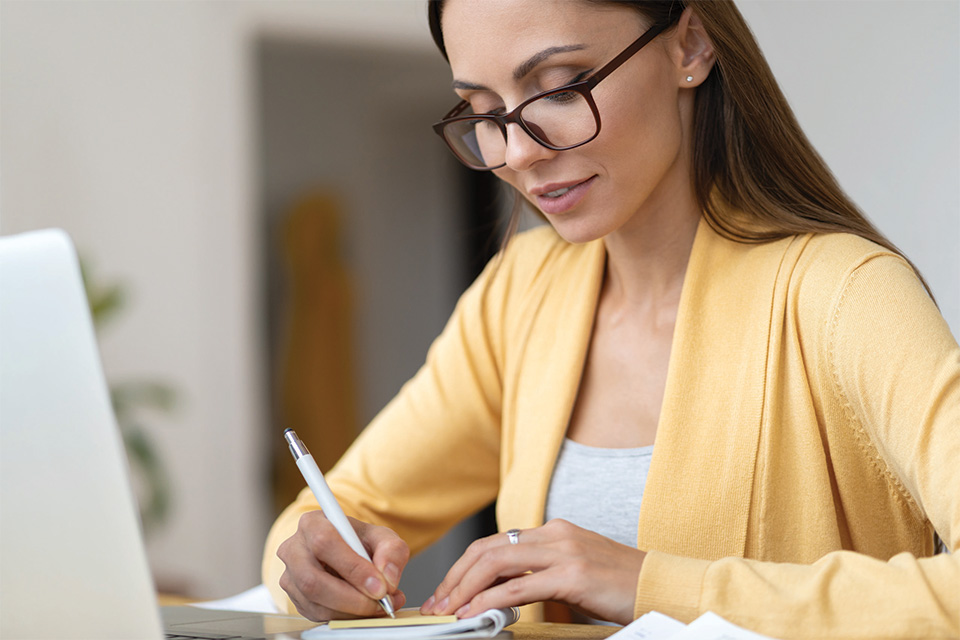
[533,176,597,215]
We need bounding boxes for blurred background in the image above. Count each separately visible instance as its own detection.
[1,0,957,605]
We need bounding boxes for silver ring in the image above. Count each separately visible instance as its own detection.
[506,528,521,545]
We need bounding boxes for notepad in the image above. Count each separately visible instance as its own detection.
[302,607,519,639]
[329,610,458,629]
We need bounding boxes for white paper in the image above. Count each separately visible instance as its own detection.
[608,611,687,639]
[667,612,779,640]
[192,584,281,614]
[609,611,779,640]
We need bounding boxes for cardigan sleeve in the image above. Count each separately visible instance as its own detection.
[262,250,512,614]
[633,254,960,638]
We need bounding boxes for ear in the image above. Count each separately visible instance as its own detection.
[672,7,716,87]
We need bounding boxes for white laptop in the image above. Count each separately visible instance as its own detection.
[0,229,315,639]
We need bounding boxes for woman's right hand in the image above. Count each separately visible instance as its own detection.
[276,511,410,621]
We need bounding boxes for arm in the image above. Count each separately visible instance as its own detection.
[263,252,511,615]
[634,255,960,638]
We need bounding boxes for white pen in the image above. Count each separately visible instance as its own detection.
[283,428,396,618]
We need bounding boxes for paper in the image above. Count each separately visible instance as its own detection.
[609,611,779,640]
[608,611,686,638]
[302,607,519,639]
[669,612,778,639]
[330,611,458,629]
[192,584,281,614]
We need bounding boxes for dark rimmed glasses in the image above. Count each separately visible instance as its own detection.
[432,19,675,171]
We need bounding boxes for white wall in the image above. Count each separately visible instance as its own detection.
[1,0,957,600]
[739,0,959,334]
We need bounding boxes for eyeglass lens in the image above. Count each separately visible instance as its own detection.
[442,88,599,169]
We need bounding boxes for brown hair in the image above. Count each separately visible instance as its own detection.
[427,0,932,295]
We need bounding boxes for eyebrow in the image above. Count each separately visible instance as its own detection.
[451,44,588,91]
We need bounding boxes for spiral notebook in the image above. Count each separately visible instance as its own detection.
[302,607,519,639]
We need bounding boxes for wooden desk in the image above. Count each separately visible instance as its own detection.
[510,621,619,639]
[159,598,619,639]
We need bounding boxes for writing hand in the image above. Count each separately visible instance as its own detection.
[277,511,409,621]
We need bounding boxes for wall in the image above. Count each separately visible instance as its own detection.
[1,0,957,600]
[739,0,959,333]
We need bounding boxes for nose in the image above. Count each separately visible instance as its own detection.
[502,122,557,172]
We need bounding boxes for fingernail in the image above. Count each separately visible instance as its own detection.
[422,595,435,613]
[437,596,450,613]
[364,576,384,598]
[384,563,400,589]
[456,604,470,618]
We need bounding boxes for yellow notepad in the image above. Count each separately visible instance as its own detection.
[328,610,458,629]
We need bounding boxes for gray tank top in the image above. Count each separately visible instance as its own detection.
[543,438,653,549]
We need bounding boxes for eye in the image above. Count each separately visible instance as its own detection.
[544,90,580,104]
[543,71,592,104]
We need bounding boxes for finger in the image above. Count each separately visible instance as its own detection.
[352,519,411,591]
[434,543,556,616]
[426,529,528,613]
[454,569,566,619]
[278,530,386,620]
[300,513,390,601]
[279,567,338,621]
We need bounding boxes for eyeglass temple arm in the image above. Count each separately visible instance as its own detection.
[586,20,671,88]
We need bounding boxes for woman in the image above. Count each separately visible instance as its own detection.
[263,1,959,637]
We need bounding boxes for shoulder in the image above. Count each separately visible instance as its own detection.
[783,233,936,348]
[789,233,919,308]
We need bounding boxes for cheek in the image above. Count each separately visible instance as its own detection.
[600,78,685,179]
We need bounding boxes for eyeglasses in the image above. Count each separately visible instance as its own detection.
[432,19,674,171]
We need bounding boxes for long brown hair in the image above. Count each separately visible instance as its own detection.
[427,0,932,295]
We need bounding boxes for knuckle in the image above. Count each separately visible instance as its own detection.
[504,577,525,597]
[385,539,411,562]
[276,538,292,562]
[298,510,323,531]
[545,518,572,534]
[466,538,488,557]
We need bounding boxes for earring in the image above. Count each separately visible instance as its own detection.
[685,75,694,82]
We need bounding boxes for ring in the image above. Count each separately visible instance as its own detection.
[506,528,521,545]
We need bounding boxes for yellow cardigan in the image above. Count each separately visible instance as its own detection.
[263,219,960,638]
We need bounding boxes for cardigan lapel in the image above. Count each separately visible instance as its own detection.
[636,219,793,560]
[497,237,607,531]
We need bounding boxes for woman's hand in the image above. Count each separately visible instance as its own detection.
[420,519,646,625]
[277,511,410,621]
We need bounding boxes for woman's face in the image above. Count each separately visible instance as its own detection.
[440,0,698,244]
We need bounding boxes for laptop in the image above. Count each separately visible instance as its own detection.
[0,229,315,639]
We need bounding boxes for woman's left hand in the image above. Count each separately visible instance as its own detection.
[419,519,646,625]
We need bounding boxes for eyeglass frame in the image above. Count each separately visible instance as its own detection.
[432,17,677,171]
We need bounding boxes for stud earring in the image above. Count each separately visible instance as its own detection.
[685,75,694,82]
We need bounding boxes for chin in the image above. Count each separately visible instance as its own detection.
[543,215,612,245]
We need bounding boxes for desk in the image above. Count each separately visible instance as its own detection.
[160,602,619,639]
[510,621,618,639]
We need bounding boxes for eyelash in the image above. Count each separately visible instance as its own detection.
[474,69,595,115]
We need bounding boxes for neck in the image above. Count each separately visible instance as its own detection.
[602,199,700,313]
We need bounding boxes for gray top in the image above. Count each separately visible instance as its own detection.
[544,438,654,549]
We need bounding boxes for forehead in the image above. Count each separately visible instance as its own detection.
[440,0,646,79]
